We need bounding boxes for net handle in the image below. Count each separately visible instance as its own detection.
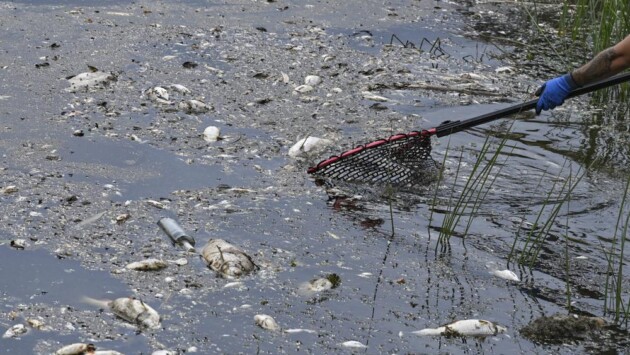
[435,71,630,137]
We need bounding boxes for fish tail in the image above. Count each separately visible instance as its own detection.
[80,296,110,308]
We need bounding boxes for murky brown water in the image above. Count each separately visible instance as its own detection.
[0,0,628,354]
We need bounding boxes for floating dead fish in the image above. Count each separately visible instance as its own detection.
[114,213,131,224]
[341,340,367,348]
[298,277,333,296]
[1,185,18,194]
[495,66,515,74]
[361,91,389,102]
[254,314,280,331]
[284,328,317,334]
[83,296,161,329]
[10,239,27,250]
[486,262,519,281]
[66,70,116,92]
[145,86,171,104]
[294,84,313,93]
[490,269,520,282]
[288,136,332,158]
[412,319,506,337]
[26,318,49,331]
[168,84,191,95]
[3,323,27,338]
[55,343,96,355]
[304,75,322,86]
[203,126,221,142]
[126,259,168,271]
[178,99,211,114]
[201,239,257,278]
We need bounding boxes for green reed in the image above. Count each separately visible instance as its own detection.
[561,0,630,101]
[602,175,630,324]
[436,131,513,250]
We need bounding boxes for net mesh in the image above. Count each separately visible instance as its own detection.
[308,132,438,186]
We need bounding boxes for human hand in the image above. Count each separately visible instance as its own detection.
[535,73,579,115]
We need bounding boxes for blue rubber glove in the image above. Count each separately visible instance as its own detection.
[535,73,579,115]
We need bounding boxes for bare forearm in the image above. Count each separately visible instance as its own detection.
[572,35,630,86]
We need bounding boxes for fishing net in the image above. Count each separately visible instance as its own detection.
[308,131,439,187]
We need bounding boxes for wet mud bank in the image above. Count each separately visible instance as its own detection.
[0,0,629,354]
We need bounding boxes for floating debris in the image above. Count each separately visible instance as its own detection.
[341,340,367,348]
[520,313,606,344]
[303,278,332,292]
[254,314,280,331]
[83,296,161,329]
[170,258,188,266]
[203,126,221,142]
[201,239,257,278]
[304,75,322,86]
[66,70,116,92]
[411,319,506,337]
[361,91,389,102]
[146,200,168,210]
[55,343,96,355]
[126,259,168,271]
[2,324,27,338]
[178,99,211,114]
[288,136,332,158]
[157,217,196,252]
[26,318,49,331]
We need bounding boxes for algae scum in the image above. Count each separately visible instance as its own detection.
[1,0,629,354]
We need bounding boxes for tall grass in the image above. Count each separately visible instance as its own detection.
[435,129,514,250]
[602,176,630,324]
[561,0,630,101]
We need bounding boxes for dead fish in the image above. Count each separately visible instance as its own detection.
[288,136,332,158]
[201,239,257,278]
[82,296,161,329]
[145,86,171,104]
[490,269,520,282]
[126,259,168,271]
[1,185,18,194]
[178,99,211,114]
[294,84,313,93]
[203,126,221,142]
[284,328,317,334]
[168,84,191,95]
[254,314,280,331]
[10,239,27,250]
[341,340,367,348]
[2,323,27,338]
[55,343,96,355]
[412,319,506,337]
[304,75,322,86]
[298,277,332,296]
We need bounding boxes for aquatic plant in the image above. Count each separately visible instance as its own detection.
[602,175,630,324]
[434,127,514,250]
[561,0,630,101]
